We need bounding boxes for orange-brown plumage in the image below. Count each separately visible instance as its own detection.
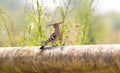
[40,22,63,49]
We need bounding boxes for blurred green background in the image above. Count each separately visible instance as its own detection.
[0,0,120,47]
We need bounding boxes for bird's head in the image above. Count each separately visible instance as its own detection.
[48,22,63,28]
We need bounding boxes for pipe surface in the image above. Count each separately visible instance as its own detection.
[0,45,120,73]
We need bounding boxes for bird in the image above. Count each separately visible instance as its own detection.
[40,22,63,49]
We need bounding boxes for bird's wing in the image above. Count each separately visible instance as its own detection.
[44,33,56,44]
[50,33,56,40]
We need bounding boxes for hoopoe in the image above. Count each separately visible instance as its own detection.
[40,22,63,49]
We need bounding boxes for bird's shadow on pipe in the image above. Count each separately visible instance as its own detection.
[40,46,64,52]
[37,46,64,57]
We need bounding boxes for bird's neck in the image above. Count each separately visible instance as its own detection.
[54,25,61,33]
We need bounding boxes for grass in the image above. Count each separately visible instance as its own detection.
[0,0,107,47]
[0,8,13,46]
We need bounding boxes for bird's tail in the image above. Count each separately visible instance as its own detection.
[39,42,47,49]
[40,33,55,49]
[39,45,45,49]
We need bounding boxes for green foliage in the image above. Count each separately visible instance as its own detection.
[0,0,107,47]
[75,0,106,44]
[0,8,13,46]
[19,0,48,46]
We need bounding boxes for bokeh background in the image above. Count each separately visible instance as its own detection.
[0,0,120,47]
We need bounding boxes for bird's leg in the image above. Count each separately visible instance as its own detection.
[52,42,58,46]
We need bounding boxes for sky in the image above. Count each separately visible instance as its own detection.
[96,0,120,14]
[23,0,120,14]
[1,0,120,14]
[46,0,120,14]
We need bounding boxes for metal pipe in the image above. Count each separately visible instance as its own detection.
[0,45,120,73]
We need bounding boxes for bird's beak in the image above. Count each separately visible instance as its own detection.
[48,22,64,26]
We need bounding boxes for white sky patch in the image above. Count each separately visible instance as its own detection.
[45,0,59,11]
[96,0,120,14]
[24,0,61,11]
[25,0,120,14]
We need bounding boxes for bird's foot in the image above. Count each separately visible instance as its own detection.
[52,43,58,46]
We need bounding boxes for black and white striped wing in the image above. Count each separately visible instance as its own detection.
[45,33,56,43]
[50,33,56,40]
[40,33,56,49]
